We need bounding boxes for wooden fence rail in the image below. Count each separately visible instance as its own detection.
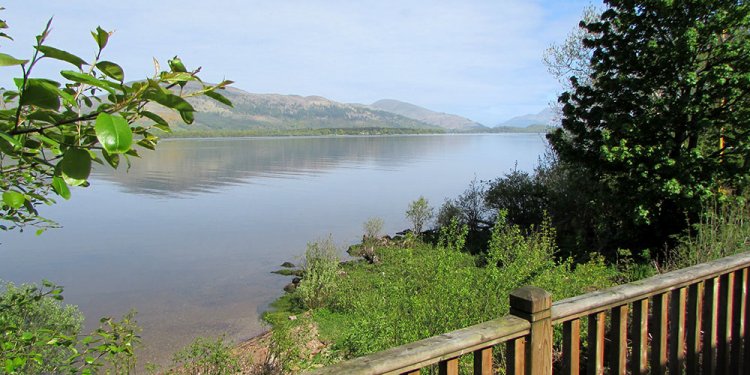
[307,251,750,374]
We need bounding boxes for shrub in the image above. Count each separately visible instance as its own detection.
[436,199,463,228]
[297,236,340,309]
[453,177,490,232]
[438,217,469,252]
[0,281,82,374]
[405,196,433,235]
[170,336,241,375]
[0,280,140,374]
[485,169,548,231]
[362,217,384,240]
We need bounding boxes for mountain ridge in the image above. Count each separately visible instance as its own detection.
[369,99,486,131]
[146,84,504,134]
[496,107,557,128]
[150,85,445,134]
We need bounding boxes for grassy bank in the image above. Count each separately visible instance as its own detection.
[263,219,619,372]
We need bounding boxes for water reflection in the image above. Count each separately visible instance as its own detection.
[97,135,470,196]
[3,133,547,367]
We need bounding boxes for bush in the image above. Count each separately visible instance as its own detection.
[436,199,463,228]
[297,236,340,309]
[405,196,433,235]
[0,280,140,374]
[170,336,241,375]
[362,217,384,240]
[437,217,469,252]
[0,281,82,374]
[485,169,548,231]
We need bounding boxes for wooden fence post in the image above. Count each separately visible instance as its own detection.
[510,286,552,375]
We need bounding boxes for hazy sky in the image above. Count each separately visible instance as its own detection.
[2,1,595,125]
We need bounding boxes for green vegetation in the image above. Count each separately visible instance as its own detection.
[265,216,617,372]
[483,124,554,134]
[168,336,242,375]
[0,10,229,374]
[666,198,750,271]
[0,12,231,233]
[548,0,750,255]
[405,196,433,235]
[297,236,341,310]
[263,183,748,372]
[262,4,750,371]
[4,1,750,373]
[0,281,140,374]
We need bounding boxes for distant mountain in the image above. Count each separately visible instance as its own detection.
[497,107,557,128]
[370,99,486,131]
[148,85,442,134]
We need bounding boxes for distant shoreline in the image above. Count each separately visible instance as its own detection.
[158,125,553,139]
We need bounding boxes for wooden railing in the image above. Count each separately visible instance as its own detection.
[308,251,750,374]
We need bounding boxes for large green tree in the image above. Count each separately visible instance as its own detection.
[549,0,750,252]
[0,14,232,233]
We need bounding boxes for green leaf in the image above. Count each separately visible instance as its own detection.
[96,61,124,81]
[0,52,28,67]
[20,80,60,110]
[60,70,115,94]
[2,191,25,209]
[145,88,194,112]
[36,46,86,69]
[159,71,196,84]
[205,90,233,107]
[180,110,194,124]
[0,131,22,149]
[153,124,172,133]
[91,26,109,50]
[52,176,71,200]
[137,139,156,150]
[59,148,91,186]
[168,56,187,72]
[102,150,120,168]
[140,110,168,126]
[95,113,132,154]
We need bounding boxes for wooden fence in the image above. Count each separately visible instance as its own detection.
[307,251,750,374]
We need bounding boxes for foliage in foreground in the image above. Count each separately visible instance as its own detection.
[0,281,140,374]
[0,12,231,232]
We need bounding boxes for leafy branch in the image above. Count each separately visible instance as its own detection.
[0,13,233,233]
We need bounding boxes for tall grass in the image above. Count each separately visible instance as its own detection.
[667,198,750,270]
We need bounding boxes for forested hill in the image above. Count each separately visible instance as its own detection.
[149,85,444,134]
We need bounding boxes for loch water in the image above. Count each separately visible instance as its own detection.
[0,133,547,365]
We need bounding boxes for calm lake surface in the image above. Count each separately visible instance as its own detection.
[0,134,547,365]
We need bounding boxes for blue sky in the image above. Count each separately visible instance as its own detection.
[2,1,595,125]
